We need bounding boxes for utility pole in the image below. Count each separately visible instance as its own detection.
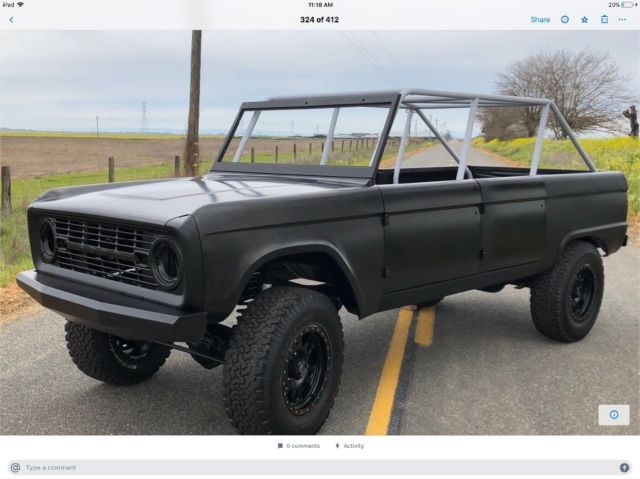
[141,101,149,133]
[96,115,100,139]
[183,30,202,177]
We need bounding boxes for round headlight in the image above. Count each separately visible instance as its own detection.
[149,237,182,290]
[40,218,56,263]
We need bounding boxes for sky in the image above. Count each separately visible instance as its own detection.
[0,30,638,135]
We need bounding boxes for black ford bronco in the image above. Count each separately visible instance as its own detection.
[18,90,628,435]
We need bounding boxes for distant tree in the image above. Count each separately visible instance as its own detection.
[492,49,633,139]
[479,107,528,141]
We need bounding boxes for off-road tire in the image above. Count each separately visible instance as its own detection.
[65,321,171,385]
[223,286,344,435]
[530,241,604,342]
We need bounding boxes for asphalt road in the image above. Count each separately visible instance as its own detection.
[403,140,504,168]
[1,243,638,436]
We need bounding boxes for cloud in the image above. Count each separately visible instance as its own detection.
[1,30,638,131]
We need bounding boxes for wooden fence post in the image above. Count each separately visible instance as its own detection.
[331,141,334,152]
[251,148,255,163]
[108,157,115,183]
[174,156,181,177]
[341,140,344,152]
[309,143,312,155]
[1,166,11,214]
[275,145,279,163]
[293,143,297,160]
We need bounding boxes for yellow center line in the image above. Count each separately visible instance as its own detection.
[365,306,414,435]
[415,306,436,347]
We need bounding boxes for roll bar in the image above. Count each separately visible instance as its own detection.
[230,88,596,183]
[391,88,596,184]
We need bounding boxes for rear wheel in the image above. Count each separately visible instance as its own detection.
[65,321,171,385]
[223,286,344,435]
[529,241,604,342]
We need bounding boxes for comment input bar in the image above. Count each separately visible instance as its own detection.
[8,459,632,476]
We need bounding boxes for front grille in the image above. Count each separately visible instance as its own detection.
[50,216,160,289]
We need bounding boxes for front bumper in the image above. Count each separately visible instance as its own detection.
[17,270,206,342]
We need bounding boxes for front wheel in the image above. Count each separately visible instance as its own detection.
[529,241,604,342]
[65,321,171,385]
[223,286,344,435]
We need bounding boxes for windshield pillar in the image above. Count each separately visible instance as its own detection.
[233,110,261,163]
[320,108,340,166]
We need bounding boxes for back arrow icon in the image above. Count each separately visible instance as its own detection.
[9,16,14,23]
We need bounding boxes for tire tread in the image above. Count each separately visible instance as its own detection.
[530,241,604,342]
[65,321,170,385]
[223,286,343,435]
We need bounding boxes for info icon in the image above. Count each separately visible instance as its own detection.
[598,404,630,426]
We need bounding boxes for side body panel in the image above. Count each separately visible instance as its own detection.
[377,171,627,312]
[541,172,628,266]
[195,186,385,320]
[378,180,482,293]
[476,176,546,271]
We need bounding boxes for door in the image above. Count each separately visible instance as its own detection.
[380,180,482,294]
[476,177,546,272]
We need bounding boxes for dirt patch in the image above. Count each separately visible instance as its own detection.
[0,283,41,324]
[0,136,228,179]
[627,214,640,245]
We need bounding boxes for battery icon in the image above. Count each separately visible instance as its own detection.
[621,1,634,6]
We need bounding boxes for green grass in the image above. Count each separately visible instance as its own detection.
[474,136,640,215]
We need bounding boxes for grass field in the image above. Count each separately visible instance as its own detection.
[0,135,230,179]
[473,136,640,215]
[0,131,225,140]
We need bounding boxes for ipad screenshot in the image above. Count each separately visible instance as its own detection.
[0,1,638,477]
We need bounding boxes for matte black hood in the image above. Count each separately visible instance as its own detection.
[30,173,367,226]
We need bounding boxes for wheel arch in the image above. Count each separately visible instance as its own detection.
[558,223,627,258]
[238,243,366,316]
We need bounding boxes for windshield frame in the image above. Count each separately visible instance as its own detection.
[212,93,401,179]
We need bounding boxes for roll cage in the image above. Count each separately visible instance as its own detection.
[213,88,596,183]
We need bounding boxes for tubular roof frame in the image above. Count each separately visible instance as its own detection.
[213,89,596,181]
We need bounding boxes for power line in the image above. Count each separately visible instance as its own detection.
[340,31,394,85]
[371,31,403,81]
[348,31,394,83]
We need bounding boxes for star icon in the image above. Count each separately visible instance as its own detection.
[581,16,589,23]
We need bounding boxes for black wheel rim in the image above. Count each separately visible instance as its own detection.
[281,324,330,416]
[110,336,154,362]
[570,265,596,321]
